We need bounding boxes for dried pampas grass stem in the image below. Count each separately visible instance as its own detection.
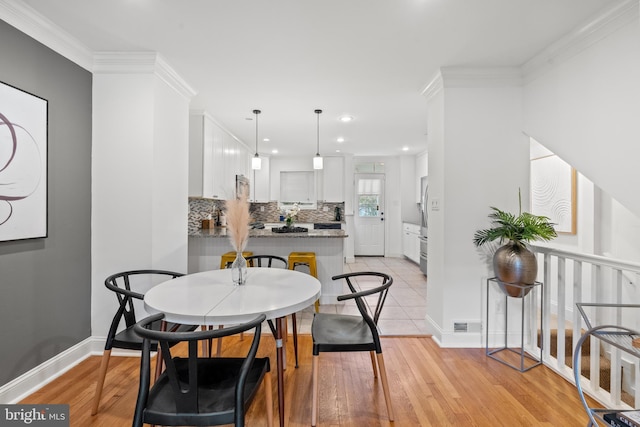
[225,189,251,252]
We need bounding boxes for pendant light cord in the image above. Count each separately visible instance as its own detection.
[253,109,261,155]
[315,109,322,155]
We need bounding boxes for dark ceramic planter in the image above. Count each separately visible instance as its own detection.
[493,242,537,298]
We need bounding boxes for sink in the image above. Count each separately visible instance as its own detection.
[313,223,342,230]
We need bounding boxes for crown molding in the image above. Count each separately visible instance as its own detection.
[188,109,249,150]
[440,66,523,88]
[421,66,523,101]
[93,52,196,100]
[0,0,94,70]
[420,72,443,102]
[522,0,639,83]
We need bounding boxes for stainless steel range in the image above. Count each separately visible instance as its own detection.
[419,176,428,275]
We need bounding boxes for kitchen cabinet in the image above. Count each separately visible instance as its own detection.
[251,157,270,202]
[189,112,251,199]
[320,156,345,202]
[403,222,420,264]
[415,151,428,203]
[189,113,213,197]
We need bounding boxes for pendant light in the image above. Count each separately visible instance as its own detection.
[313,109,323,170]
[251,109,262,170]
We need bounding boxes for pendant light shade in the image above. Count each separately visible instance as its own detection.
[314,109,323,170]
[251,109,262,170]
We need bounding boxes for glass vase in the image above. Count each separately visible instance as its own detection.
[231,251,247,286]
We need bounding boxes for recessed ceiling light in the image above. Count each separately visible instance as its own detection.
[271,149,278,154]
[336,137,345,143]
[263,138,270,142]
[339,115,353,123]
[402,146,409,151]
[336,149,341,153]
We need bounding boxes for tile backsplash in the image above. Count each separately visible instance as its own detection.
[188,198,345,233]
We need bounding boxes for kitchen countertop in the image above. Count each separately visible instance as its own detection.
[190,227,348,238]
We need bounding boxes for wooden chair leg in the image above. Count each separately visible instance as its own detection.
[91,349,112,415]
[201,325,210,357]
[154,350,164,381]
[311,354,319,426]
[292,313,299,368]
[376,353,394,421]
[217,325,223,357]
[369,350,378,378]
[264,370,274,427]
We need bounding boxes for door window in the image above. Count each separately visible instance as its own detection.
[357,179,381,217]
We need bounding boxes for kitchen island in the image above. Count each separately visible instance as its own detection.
[188,227,347,304]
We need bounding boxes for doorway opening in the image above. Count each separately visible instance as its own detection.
[354,173,385,256]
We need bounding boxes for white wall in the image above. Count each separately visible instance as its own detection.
[523,12,640,217]
[425,71,528,347]
[91,54,194,336]
[421,5,640,348]
[152,77,191,270]
[601,195,640,264]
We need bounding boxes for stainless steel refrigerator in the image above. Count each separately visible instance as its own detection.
[419,176,428,275]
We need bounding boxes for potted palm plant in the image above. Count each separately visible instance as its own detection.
[473,190,557,297]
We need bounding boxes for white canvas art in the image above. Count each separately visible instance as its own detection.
[530,154,576,235]
[0,81,48,241]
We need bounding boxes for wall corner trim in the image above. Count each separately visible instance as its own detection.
[93,51,197,100]
[420,71,443,101]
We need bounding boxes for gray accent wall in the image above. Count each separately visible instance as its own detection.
[0,20,92,386]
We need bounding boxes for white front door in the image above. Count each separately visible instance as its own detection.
[354,174,385,256]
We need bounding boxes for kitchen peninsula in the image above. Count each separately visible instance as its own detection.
[188,226,347,304]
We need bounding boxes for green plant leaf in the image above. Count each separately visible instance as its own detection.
[473,204,557,248]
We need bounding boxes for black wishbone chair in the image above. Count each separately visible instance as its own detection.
[311,271,395,426]
[132,312,273,427]
[92,269,197,416]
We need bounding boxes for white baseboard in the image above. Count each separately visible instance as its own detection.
[0,337,98,403]
[0,336,142,404]
[425,314,492,348]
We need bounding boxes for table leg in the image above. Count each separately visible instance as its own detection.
[275,317,285,427]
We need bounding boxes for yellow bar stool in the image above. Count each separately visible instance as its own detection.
[288,251,320,312]
[219,251,253,269]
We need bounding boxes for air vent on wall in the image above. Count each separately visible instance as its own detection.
[453,321,482,333]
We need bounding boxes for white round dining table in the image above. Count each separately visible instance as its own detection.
[144,267,321,427]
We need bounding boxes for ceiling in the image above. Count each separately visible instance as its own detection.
[15,0,617,157]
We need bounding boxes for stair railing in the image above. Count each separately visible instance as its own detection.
[530,244,640,409]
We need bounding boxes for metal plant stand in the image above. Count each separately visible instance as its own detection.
[485,277,543,372]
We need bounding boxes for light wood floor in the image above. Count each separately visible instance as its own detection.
[20,335,599,426]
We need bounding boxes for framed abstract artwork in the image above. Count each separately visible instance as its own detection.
[530,154,576,235]
[0,81,48,242]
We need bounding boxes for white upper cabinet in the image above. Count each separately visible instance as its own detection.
[189,112,252,199]
[415,151,428,203]
[320,156,345,202]
[211,122,225,199]
[188,113,208,197]
[251,156,270,202]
